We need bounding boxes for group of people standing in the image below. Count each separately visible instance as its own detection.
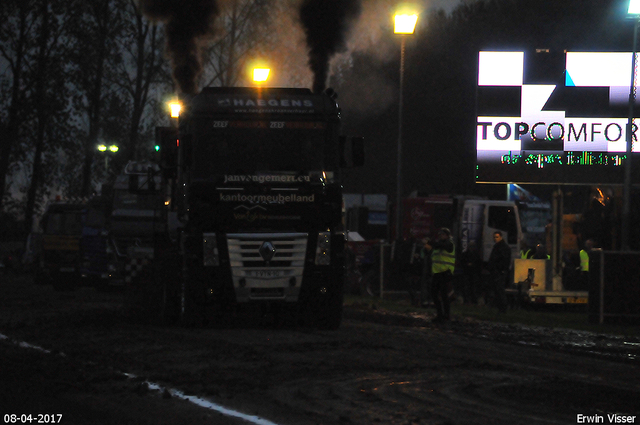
[418,228,595,322]
[419,228,512,322]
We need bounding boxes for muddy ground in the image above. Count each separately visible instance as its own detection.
[1,274,639,425]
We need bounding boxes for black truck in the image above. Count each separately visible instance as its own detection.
[154,87,362,329]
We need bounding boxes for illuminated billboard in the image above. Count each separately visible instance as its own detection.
[476,50,640,185]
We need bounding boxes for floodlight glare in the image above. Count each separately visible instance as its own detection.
[108,145,119,153]
[394,14,418,34]
[169,101,181,118]
[97,145,107,152]
[629,0,640,14]
[253,68,270,83]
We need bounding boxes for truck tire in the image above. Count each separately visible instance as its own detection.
[146,279,179,325]
[34,269,50,286]
[143,274,179,326]
[315,286,344,330]
[52,275,74,292]
[150,244,180,325]
[361,269,381,297]
[178,270,204,327]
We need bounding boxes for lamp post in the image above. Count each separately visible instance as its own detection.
[624,0,640,250]
[393,13,418,241]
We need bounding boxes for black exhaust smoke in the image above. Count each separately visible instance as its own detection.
[138,0,219,94]
[299,0,361,94]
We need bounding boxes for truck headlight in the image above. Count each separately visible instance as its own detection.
[315,232,331,265]
[203,233,219,267]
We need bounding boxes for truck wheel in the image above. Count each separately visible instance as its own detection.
[315,287,344,330]
[95,278,113,293]
[34,269,49,286]
[361,269,381,297]
[157,280,179,325]
[52,276,74,292]
[179,292,200,327]
[141,276,179,326]
[179,276,204,327]
[149,248,180,325]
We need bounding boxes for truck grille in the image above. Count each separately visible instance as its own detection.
[226,233,308,286]
[227,233,307,268]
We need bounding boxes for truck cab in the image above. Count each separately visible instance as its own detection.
[105,161,163,288]
[460,199,522,263]
[159,87,362,328]
[37,201,87,290]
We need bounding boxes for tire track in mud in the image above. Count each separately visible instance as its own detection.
[2,278,640,424]
[262,321,640,424]
[345,306,640,363]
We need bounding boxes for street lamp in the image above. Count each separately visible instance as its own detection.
[623,0,640,250]
[169,101,181,118]
[253,67,270,83]
[97,144,119,173]
[393,12,418,241]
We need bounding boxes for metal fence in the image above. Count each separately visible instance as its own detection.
[346,240,426,302]
[589,249,640,324]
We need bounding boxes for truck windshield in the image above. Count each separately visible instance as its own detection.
[191,121,329,179]
[44,212,84,235]
[113,191,161,210]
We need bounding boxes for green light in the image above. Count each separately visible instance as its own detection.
[155,145,160,152]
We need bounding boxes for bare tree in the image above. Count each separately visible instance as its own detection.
[68,0,125,197]
[0,0,75,230]
[203,0,272,87]
[22,0,53,232]
[0,0,33,211]
[111,0,169,164]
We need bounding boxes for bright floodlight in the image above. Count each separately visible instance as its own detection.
[630,0,640,14]
[108,145,119,153]
[253,68,270,83]
[394,14,418,34]
[169,101,181,118]
[97,145,107,152]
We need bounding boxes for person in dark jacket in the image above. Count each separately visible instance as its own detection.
[423,228,456,322]
[460,240,482,304]
[487,231,510,313]
[419,242,433,307]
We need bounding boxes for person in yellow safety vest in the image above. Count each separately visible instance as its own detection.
[520,242,533,259]
[531,243,550,260]
[579,239,594,287]
[423,227,455,323]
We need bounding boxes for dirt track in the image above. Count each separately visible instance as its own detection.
[1,274,639,425]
